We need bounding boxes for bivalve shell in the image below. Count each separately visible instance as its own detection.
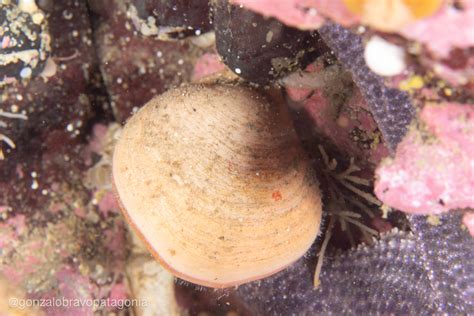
[113,84,322,288]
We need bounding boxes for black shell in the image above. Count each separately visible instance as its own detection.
[213,0,328,84]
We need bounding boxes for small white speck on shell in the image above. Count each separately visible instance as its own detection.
[266,31,273,43]
[364,36,406,77]
[31,180,39,190]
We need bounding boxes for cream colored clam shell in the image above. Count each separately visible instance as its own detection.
[113,84,322,288]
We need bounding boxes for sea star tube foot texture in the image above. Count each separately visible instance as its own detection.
[235,213,474,314]
[409,214,474,313]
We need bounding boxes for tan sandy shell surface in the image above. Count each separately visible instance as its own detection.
[113,84,322,287]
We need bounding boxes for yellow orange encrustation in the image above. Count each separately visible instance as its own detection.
[343,0,443,31]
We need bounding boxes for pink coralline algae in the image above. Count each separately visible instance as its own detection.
[234,0,474,61]
[87,124,109,155]
[35,267,97,316]
[192,53,226,81]
[98,191,120,217]
[400,1,474,58]
[375,103,474,216]
[230,0,357,30]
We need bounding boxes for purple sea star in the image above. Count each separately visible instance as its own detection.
[234,213,473,314]
[317,22,415,152]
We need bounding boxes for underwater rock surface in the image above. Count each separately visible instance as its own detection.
[1,0,473,314]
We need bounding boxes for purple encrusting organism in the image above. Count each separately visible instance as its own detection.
[235,213,474,314]
[409,214,474,312]
[318,23,415,152]
[236,231,436,314]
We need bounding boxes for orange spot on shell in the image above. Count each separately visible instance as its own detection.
[272,191,282,201]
